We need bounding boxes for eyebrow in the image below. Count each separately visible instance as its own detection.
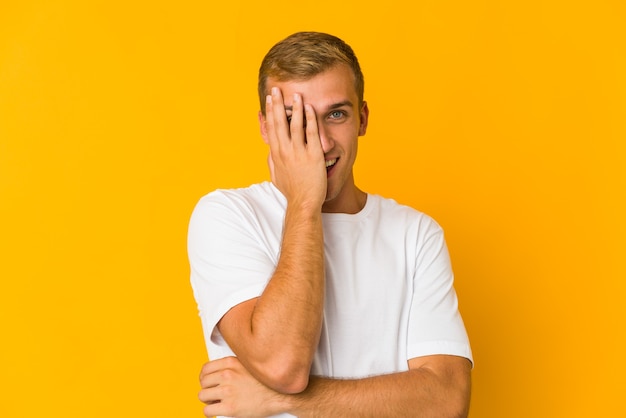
[326,100,354,111]
[284,101,353,113]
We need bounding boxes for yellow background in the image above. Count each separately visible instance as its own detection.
[1,1,624,416]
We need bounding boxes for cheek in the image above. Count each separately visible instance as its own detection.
[331,122,359,139]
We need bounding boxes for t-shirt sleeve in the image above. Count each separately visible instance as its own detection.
[188,192,276,356]
[406,218,473,365]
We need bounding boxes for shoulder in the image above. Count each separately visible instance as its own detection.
[192,182,283,217]
[188,182,284,253]
[189,182,287,246]
[367,194,443,234]
[196,181,278,206]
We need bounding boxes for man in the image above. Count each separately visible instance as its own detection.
[189,31,473,417]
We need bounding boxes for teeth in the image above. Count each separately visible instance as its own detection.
[326,158,337,168]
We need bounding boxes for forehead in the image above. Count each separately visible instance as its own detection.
[267,65,358,108]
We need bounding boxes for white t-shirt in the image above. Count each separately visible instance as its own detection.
[188,182,472,414]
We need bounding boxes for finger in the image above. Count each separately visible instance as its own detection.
[265,94,278,150]
[203,402,229,418]
[270,87,290,141]
[198,384,223,403]
[199,356,234,381]
[289,93,305,144]
[199,368,222,389]
[199,361,210,382]
[304,103,322,152]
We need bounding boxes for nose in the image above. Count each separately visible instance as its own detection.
[318,124,335,154]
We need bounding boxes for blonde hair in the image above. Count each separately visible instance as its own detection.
[258,32,364,114]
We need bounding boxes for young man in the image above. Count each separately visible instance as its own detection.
[189,32,473,417]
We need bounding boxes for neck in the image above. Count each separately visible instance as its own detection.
[322,187,367,214]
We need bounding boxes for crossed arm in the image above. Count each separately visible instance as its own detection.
[213,88,328,395]
[197,87,471,416]
[215,203,325,394]
[199,354,471,418]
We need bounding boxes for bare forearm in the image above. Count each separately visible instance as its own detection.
[252,206,325,362]
[218,204,325,393]
[218,88,329,393]
[286,362,471,418]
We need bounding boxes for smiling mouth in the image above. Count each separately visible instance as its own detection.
[326,158,338,172]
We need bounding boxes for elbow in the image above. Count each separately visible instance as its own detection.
[445,380,471,418]
[259,359,311,394]
[447,403,470,418]
[272,372,310,394]
[434,397,469,418]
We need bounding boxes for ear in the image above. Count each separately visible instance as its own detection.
[358,101,369,136]
[258,110,269,144]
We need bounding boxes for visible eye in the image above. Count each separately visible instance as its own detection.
[328,110,345,120]
[286,115,292,125]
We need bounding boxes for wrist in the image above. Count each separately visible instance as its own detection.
[285,200,323,221]
[279,391,305,417]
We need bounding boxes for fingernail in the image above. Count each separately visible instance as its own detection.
[271,87,279,96]
[266,95,272,104]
